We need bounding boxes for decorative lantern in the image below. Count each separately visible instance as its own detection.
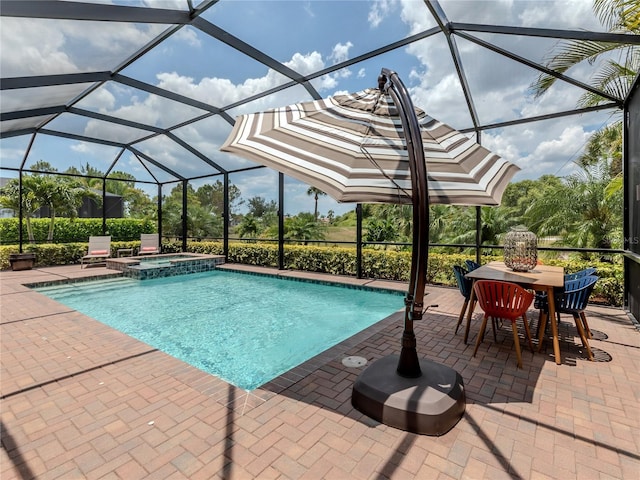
[504,225,537,272]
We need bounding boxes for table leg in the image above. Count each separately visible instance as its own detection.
[463,282,477,344]
[546,286,561,365]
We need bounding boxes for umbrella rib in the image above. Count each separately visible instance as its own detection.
[361,89,412,202]
[361,145,412,201]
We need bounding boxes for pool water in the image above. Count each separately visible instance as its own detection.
[35,270,403,390]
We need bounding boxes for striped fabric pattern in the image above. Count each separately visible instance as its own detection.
[221,88,520,206]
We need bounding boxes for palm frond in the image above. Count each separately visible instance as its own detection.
[532,40,624,97]
[594,0,640,32]
[576,59,637,106]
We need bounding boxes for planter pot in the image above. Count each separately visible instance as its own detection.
[9,253,36,271]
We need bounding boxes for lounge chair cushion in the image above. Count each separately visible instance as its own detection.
[141,247,157,252]
[90,250,109,255]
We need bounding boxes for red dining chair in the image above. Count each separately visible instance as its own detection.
[472,280,535,368]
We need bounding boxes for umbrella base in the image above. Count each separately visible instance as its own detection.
[352,354,465,436]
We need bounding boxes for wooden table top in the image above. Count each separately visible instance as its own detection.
[465,261,564,288]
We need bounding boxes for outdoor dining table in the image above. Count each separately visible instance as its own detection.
[463,261,565,364]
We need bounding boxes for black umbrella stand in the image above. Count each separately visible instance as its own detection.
[351,69,466,436]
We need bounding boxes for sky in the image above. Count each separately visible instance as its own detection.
[0,0,627,217]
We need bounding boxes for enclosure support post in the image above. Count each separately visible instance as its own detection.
[181,179,188,252]
[157,184,163,242]
[356,203,363,279]
[102,180,107,235]
[475,206,482,265]
[278,173,285,270]
[224,174,229,261]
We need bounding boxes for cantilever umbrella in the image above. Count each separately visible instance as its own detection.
[221,69,520,435]
[221,85,518,208]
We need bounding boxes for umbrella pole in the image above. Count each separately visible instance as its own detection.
[381,71,428,379]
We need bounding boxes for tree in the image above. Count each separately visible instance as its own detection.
[326,209,335,224]
[530,0,637,221]
[285,212,326,244]
[43,179,89,241]
[161,183,223,239]
[237,214,259,239]
[0,177,43,243]
[523,159,622,251]
[246,196,277,218]
[429,204,451,245]
[0,162,95,242]
[195,180,242,218]
[577,123,623,175]
[306,186,326,220]
[239,196,278,236]
[442,205,514,249]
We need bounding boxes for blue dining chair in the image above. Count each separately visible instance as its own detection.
[465,260,481,272]
[555,275,599,359]
[564,267,597,282]
[453,265,472,335]
[534,267,597,331]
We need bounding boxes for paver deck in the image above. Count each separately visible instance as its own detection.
[1,263,639,479]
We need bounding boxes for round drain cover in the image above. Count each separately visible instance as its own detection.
[342,356,368,368]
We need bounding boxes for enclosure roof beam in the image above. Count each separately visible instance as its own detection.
[450,22,640,44]
[0,0,191,24]
[128,146,185,181]
[0,72,112,90]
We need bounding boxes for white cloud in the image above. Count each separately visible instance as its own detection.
[0,19,76,76]
[368,0,400,28]
[70,143,90,153]
[0,15,165,76]
[329,42,353,64]
[173,27,202,48]
[482,122,592,180]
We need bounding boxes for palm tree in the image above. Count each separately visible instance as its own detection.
[0,173,90,243]
[0,177,42,243]
[237,214,259,239]
[285,212,326,244]
[524,159,622,251]
[578,122,623,175]
[531,0,639,107]
[444,206,513,249]
[306,186,326,221]
[44,180,88,241]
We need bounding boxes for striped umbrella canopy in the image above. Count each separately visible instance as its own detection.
[220,87,520,206]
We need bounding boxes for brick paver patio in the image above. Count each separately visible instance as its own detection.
[1,263,639,479]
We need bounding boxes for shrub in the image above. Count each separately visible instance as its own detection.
[0,218,157,244]
[0,240,625,307]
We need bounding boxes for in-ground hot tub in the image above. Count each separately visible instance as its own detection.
[106,253,225,280]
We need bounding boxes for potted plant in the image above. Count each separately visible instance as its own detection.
[9,253,36,271]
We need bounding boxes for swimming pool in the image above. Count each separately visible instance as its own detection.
[35,270,403,390]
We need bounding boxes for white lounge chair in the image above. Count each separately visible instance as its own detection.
[81,236,111,268]
[138,233,161,255]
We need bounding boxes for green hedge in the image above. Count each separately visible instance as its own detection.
[0,218,157,244]
[0,240,624,307]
